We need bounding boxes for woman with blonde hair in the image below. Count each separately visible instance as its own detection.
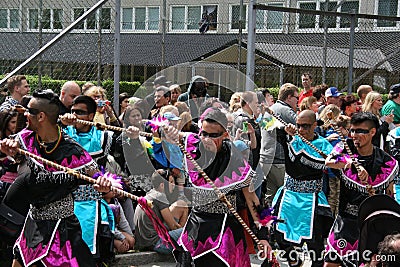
[169,84,182,105]
[299,96,319,113]
[315,104,341,137]
[229,92,242,112]
[362,91,394,149]
[84,86,120,126]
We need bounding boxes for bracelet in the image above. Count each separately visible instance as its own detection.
[110,116,117,122]
[102,189,112,195]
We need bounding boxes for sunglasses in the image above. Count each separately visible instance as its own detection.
[71,109,89,116]
[296,123,312,130]
[200,130,224,138]
[26,107,41,115]
[349,128,370,134]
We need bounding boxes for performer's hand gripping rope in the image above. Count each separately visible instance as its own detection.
[325,111,375,196]
[150,124,282,264]
[15,148,153,207]
[265,107,328,159]
[20,104,277,262]
[15,105,126,133]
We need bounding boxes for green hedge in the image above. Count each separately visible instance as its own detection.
[1,75,141,103]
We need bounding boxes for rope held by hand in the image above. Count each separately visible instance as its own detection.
[325,112,375,196]
[174,140,265,250]
[16,148,153,207]
[265,107,328,159]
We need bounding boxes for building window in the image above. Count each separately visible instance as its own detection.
[148,7,159,30]
[73,8,111,30]
[171,7,185,30]
[170,5,218,31]
[28,9,39,29]
[299,2,316,29]
[100,8,111,29]
[231,5,247,30]
[0,9,20,29]
[340,1,359,28]
[318,1,337,28]
[122,7,160,31]
[377,0,398,27]
[256,3,284,30]
[298,1,359,29]
[188,6,201,30]
[28,9,63,30]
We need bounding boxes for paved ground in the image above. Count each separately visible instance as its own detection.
[115,251,313,267]
[135,255,267,267]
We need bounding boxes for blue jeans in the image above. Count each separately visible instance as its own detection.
[153,228,183,254]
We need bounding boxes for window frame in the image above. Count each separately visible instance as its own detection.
[169,4,218,32]
[295,0,360,32]
[121,6,160,32]
[255,2,285,32]
[70,7,112,33]
[374,0,400,29]
[229,4,248,32]
[0,8,20,32]
[26,8,63,32]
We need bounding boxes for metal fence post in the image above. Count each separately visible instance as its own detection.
[161,0,166,69]
[347,9,356,94]
[113,0,121,114]
[38,0,43,90]
[237,0,244,72]
[246,0,256,91]
[0,0,109,88]
[97,8,103,86]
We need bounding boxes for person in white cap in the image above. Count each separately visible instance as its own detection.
[318,87,342,114]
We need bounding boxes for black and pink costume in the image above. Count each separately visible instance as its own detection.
[177,133,255,267]
[11,129,97,267]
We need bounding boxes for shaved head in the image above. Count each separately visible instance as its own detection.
[298,110,316,123]
[61,81,81,108]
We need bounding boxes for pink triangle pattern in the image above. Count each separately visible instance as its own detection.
[214,227,251,267]
[327,231,359,257]
[179,229,221,257]
[190,163,250,189]
[179,226,250,266]
[343,157,397,187]
[18,129,93,171]
[18,230,79,267]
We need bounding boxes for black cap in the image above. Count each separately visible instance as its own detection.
[153,75,171,86]
[201,107,228,130]
[389,83,400,95]
[358,195,400,257]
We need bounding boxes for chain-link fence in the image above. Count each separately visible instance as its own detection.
[252,2,400,92]
[0,0,118,89]
[1,0,400,94]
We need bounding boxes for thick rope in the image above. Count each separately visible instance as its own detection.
[325,113,375,196]
[175,141,264,248]
[16,148,153,207]
[265,107,328,159]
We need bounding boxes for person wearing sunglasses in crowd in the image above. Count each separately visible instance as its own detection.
[271,110,334,267]
[324,112,398,267]
[60,95,125,264]
[0,90,112,267]
[163,107,271,267]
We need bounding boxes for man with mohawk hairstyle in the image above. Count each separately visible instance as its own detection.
[0,90,111,267]
[324,112,398,267]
